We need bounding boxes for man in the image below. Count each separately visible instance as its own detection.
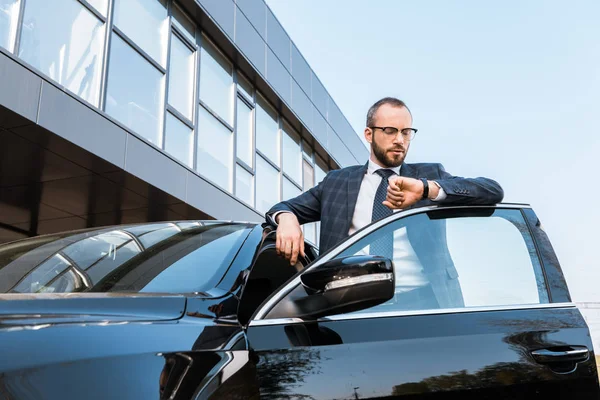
[265,97,503,308]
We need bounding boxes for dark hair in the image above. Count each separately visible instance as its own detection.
[366,97,411,127]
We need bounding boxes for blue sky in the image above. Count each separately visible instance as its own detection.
[266,0,600,303]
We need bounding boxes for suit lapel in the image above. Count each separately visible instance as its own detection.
[346,162,368,229]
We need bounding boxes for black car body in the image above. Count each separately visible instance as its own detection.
[0,204,598,399]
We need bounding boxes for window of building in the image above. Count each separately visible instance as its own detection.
[113,0,168,66]
[302,139,313,162]
[256,94,280,165]
[256,154,280,215]
[237,72,253,102]
[167,33,195,121]
[236,164,254,207]
[165,112,194,167]
[315,155,328,185]
[197,106,233,193]
[283,176,301,201]
[236,97,254,168]
[18,0,105,106]
[282,121,302,185]
[105,33,165,146]
[172,3,195,43]
[199,35,233,125]
[0,0,20,52]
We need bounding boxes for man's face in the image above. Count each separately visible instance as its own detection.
[364,104,413,168]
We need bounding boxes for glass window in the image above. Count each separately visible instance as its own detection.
[172,4,195,43]
[86,0,108,16]
[336,209,549,314]
[18,0,105,106]
[282,122,302,184]
[256,95,279,165]
[105,33,165,146]
[236,165,254,207]
[200,36,233,125]
[113,0,168,66]
[165,112,194,167]
[0,0,20,52]
[315,155,328,185]
[283,177,301,201]
[168,34,195,120]
[61,230,134,270]
[237,72,253,100]
[137,223,180,248]
[197,106,233,192]
[303,160,314,191]
[0,223,253,293]
[236,97,253,167]
[302,139,313,161]
[304,223,316,245]
[256,155,280,215]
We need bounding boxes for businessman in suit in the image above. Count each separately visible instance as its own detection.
[265,97,503,309]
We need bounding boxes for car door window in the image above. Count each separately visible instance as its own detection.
[265,208,549,319]
[335,208,549,314]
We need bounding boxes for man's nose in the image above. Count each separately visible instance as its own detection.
[392,132,405,145]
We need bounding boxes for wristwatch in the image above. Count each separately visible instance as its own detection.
[419,178,429,200]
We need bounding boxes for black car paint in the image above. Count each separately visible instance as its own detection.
[0,207,597,399]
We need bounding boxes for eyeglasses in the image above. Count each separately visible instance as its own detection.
[370,126,418,141]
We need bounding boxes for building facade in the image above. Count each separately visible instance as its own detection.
[0,0,368,246]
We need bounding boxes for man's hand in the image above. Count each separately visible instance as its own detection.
[275,213,305,265]
[383,177,430,210]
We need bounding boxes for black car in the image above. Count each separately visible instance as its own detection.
[0,204,598,399]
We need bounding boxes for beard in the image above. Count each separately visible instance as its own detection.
[372,138,406,168]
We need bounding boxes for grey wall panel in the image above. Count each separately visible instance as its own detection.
[125,136,187,201]
[266,9,290,70]
[291,80,312,132]
[236,0,266,39]
[197,0,235,39]
[0,52,42,128]
[266,48,291,105]
[327,100,346,138]
[37,82,127,169]
[234,7,266,76]
[328,125,358,168]
[312,105,327,147]
[310,72,328,118]
[186,171,262,222]
[291,44,311,96]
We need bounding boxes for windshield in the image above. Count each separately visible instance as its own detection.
[0,222,253,294]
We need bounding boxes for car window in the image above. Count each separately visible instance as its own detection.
[336,208,549,314]
[265,208,549,319]
[0,222,252,294]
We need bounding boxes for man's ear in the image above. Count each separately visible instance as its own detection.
[364,127,372,144]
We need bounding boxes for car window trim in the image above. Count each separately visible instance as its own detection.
[249,302,577,327]
[251,204,537,321]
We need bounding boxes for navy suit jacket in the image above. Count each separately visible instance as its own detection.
[267,162,504,254]
[266,162,504,309]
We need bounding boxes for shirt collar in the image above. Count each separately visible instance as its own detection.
[367,159,401,176]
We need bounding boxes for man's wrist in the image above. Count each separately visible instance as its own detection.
[428,180,441,200]
[276,212,297,224]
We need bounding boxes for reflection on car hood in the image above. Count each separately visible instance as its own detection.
[0,293,189,327]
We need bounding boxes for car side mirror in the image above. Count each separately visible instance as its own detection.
[292,255,394,319]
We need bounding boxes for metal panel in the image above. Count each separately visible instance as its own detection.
[266,8,290,70]
[234,6,266,76]
[291,44,311,96]
[266,48,290,105]
[327,124,358,167]
[311,105,327,147]
[236,0,266,39]
[310,71,328,118]
[0,52,42,128]
[196,0,235,39]
[37,82,127,169]
[186,171,263,222]
[291,80,312,132]
[124,136,187,201]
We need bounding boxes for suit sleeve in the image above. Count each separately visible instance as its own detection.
[434,164,504,205]
[265,174,326,227]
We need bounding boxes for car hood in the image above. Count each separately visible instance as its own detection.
[0,293,190,327]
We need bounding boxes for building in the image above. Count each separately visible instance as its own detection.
[0,0,368,247]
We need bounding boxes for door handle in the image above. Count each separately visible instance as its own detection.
[531,346,589,364]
